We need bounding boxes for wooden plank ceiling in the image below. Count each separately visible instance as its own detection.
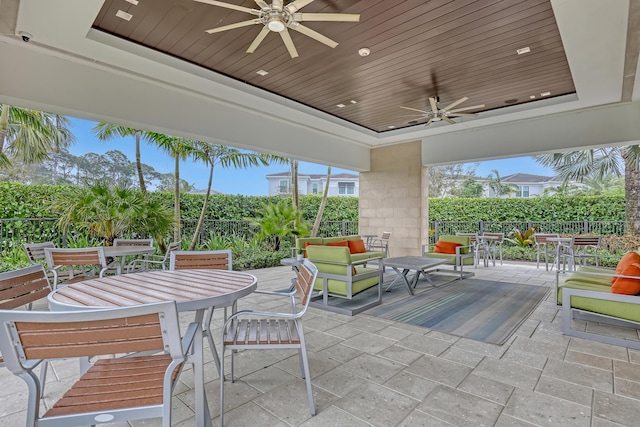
[93,0,575,133]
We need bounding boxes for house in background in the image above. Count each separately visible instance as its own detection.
[266,172,359,197]
[483,173,570,198]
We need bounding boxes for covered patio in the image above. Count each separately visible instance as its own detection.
[2,262,639,426]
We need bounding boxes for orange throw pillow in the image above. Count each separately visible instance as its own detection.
[433,240,462,255]
[615,252,640,275]
[303,242,323,258]
[348,239,367,254]
[326,240,349,247]
[612,262,640,295]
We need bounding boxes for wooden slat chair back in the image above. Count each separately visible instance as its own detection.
[534,233,560,270]
[0,301,196,427]
[369,232,391,257]
[23,242,55,264]
[127,240,181,273]
[44,247,111,290]
[170,250,232,371]
[170,250,232,270]
[219,259,318,426]
[113,238,154,247]
[0,265,52,398]
[570,235,603,268]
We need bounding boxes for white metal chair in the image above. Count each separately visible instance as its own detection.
[368,231,391,257]
[44,247,118,289]
[219,259,318,426]
[0,301,197,427]
[456,232,488,268]
[127,240,180,273]
[534,233,560,270]
[0,265,52,398]
[111,238,154,273]
[23,241,55,265]
[170,250,232,373]
[483,232,505,265]
[558,235,604,271]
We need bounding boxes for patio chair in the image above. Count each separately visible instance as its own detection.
[483,232,505,265]
[368,231,391,256]
[558,235,604,271]
[44,247,118,290]
[127,240,181,273]
[219,259,318,426]
[23,241,55,265]
[0,301,197,427]
[534,233,560,271]
[170,250,232,372]
[455,232,488,268]
[0,265,53,398]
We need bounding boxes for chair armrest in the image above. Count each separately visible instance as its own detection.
[255,289,296,297]
[181,321,200,355]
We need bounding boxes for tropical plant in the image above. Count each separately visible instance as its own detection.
[535,146,640,235]
[486,169,518,197]
[0,105,74,168]
[55,182,173,246]
[505,226,538,248]
[246,200,310,251]
[187,142,287,250]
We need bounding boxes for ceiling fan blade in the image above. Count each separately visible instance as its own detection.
[246,27,270,53]
[280,29,299,58]
[448,112,477,117]
[194,0,256,14]
[285,0,314,13]
[206,19,260,33]
[429,97,438,114]
[424,119,433,126]
[289,23,338,48]
[254,0,269,8]
[448,104,485,113]
[443,117,457,125]
[272,0,283,10]
[441,96,468,112]
[297,13,360,22]
[400,106,430,114]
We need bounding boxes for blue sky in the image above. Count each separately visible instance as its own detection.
[68,117,554,195]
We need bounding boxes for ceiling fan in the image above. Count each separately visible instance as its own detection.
[194,0,360,59]
[400,96,485,126]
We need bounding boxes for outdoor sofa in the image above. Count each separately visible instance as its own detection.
[305,245,384,316]
[556,251,640,349]
[422,235,475,278]
[294,235,385,262]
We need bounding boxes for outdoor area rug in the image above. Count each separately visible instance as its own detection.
[367,276,549,345]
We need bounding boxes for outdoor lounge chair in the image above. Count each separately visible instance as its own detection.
[0,301,197,427]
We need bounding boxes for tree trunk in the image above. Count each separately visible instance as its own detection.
[625,159,640,235]
[173,155,181,243]
[189,164,214,250]
[0,104,8,155]
[311,166,331,237]
[135,130,147,193]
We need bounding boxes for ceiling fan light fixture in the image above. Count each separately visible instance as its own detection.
[267,16,287,32]
[358,47,370,57]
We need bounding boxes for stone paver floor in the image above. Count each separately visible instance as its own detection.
[2,261,640,426]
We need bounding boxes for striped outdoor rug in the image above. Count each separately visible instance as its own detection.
[367,277,549,345]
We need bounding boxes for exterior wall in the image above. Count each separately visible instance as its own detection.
[359,141,426,257]
[266,175,359,196]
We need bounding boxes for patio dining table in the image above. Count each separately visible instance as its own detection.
[103,245,156,273]
[48,268,258,427]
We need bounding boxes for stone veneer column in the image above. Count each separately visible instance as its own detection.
[359,141,429,257]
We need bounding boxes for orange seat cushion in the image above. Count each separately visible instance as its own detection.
[326,240,349,247]
[612,263,640,295]
[348,239,367,254]
[613,252,640,283]
[433,240,462,255]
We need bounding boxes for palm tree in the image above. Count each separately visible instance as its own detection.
[486,170,518,197]
[147,133,196,242]
[0,105,74,168]
[92,123,150,192]
[311,166,331,237]
[291,158,299,209]
[247,200,309,251]
[535,146,640,235]
[187,142,287,250]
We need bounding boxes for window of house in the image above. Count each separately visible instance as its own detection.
[338,182,355,195]
[279,180,288,193]
[312,183,318,194]
[516,185,529,198]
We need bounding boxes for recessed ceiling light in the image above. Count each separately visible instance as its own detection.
[256,70,269,76]
[516,47,531,55]
[116,10,133,21]
[530,95,536,99]
[541,91,551,96]
[358,47,370,57]
[388,125,395,129]
[336,104,345,108]
[125,0,139,5]
[350,100,357,104]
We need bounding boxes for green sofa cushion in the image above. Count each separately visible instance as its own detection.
[351,252,384,262]
[423,252,474,265]
[313,267,380,296]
